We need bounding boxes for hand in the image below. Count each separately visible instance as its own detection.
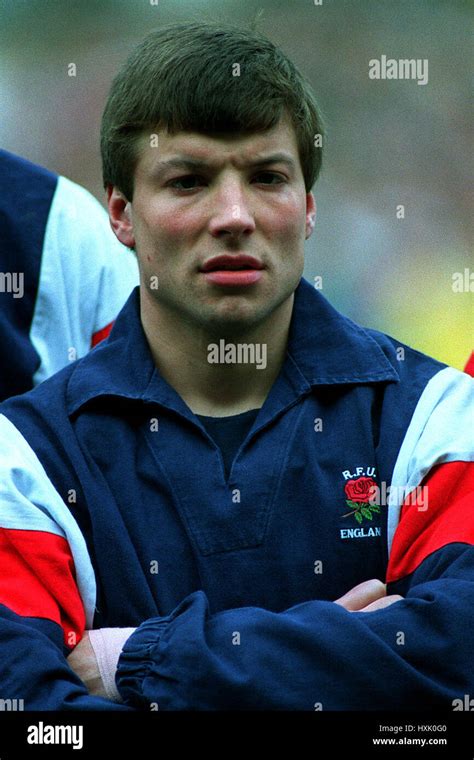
[67,631,107,697]
[334,578,403,612]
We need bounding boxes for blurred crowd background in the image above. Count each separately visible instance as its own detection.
[0,0,472,369]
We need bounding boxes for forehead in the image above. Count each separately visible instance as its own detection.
[135,113,301,174]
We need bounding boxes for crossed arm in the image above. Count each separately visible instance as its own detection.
[68,579,403,700]
[0,539,472,709]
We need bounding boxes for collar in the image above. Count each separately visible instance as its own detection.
[66,279,398,417]
[287,278,399,385]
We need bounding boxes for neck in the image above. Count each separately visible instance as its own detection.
[140,291,294,417]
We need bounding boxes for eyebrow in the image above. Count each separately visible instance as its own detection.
[152,152,297,175]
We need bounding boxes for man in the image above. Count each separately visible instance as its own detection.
[0,22,472,710]
[0,149,138,401]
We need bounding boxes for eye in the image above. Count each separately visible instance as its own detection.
[168,175,206,191]
[252,171,286,185]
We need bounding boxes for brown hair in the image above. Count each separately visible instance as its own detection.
[101,21,324,200]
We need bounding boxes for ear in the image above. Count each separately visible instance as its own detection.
[305,192,316,240]
[107,185,135,248]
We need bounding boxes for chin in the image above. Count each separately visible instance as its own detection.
[209,300,277,334]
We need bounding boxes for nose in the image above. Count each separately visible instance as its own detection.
[208,178,256,239]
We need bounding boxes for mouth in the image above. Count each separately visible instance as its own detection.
[199,255,265,287]
[200,255,264,272]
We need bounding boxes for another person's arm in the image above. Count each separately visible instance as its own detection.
[30,174,138,386]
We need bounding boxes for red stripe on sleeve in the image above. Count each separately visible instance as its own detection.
[387,460,474,583]
[464,351,474,377]
[91,320,114,348]
[0,528,85,648]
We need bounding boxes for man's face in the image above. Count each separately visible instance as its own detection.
[110,113,316,335]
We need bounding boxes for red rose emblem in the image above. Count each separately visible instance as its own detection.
[344,477,377,503]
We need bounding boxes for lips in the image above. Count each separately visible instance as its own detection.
[200,254,264,272]
[199,255,264,287]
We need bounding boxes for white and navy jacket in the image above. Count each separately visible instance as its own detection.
[0,149,138,400]
[0,278,472,710]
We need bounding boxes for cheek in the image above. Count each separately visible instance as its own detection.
[135,195,199,249]
[153,212,193,241]
[267,200,306,242]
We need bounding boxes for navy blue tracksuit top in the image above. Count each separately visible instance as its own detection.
[0,277,472,710]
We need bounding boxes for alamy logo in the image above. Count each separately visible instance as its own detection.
[27,721,83,750]
[340,467,429,527]
[452,694,474,711]
[0,698,24,711]
[207,340,267,370]
[0,271,24,299]
[369,55,428,85]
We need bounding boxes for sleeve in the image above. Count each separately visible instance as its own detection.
[0,414,132,710]
[464,351,474,377]
[115,369,474,711]
[29,175,139,386]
